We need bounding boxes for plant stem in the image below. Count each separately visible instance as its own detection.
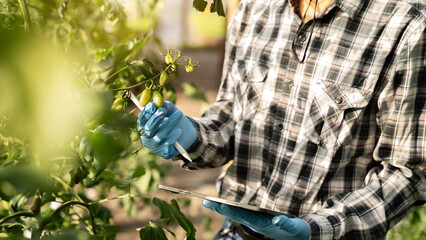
[112,59,177,91]
[112,74,159,91]
[89,193,148,205]
[41,200,97,235]
[0,211,34,225]
[17,0,32,31]
[105,65,129,84]
[51,174,84,202]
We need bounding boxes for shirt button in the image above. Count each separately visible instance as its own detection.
[277,124,284,130]
[297,33,307,43]
[287,81,294,87]
[335,96,343,104]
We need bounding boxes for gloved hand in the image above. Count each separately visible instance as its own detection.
[137,101,198,159]
[203,200,310,240]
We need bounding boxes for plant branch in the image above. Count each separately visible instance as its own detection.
[89,193,148,205]
[41,201,97,235]
[17,0,32,31]
[51,174,84,202]
[0,211,34,225]
[104,65,129,84]
[112,58,178,92]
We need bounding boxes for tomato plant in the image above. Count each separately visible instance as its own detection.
[0,0,222,239]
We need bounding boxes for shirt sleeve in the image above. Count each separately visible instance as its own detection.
[172,2,246,169]
[300,22,426,239]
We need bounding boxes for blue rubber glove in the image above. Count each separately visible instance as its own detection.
[202,200,310,240]
[136,101,198,159]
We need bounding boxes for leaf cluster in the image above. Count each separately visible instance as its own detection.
[193,0,226,17]
[0,0,219,239]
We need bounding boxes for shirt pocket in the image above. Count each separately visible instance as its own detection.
[302,83,373,149]
[231,60,269,119]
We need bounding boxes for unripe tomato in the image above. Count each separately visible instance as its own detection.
[159,71,169,86]
[152,91,164,108]
[185,65,194,73]
[139,89,153,107]
[170,64,177,72]
[165,53,174,65]
[111,97,125,111]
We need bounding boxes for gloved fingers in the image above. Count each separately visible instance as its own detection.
[272,215,310,238]
[202,200,266,229]
[272,215,295,233]
[144,108,167,137]
[162,101,178,117]
[161,108,184,127]
[141,129,182,159]
[142,108,183,138]
[141,134,163,148]
[160,129,182,159]
[146,109,184,138]
[137,102,157,132]
[219,203,272,229]
[202,200,224,214]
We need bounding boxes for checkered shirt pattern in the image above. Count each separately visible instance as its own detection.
[174,0,426,239]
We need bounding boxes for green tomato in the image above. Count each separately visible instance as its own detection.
[111,97,125,111]
[165,53,174,65]
[139,88,153,107]
[159,71,170,86]
[185,65,194,73]
[152,91,164,108]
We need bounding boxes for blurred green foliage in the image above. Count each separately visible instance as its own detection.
[0,0,219,239]
[387,205,426,240]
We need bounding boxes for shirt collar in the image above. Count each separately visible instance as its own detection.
[335,0,365,19]
[286,0,365,20]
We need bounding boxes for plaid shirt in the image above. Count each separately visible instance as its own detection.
[174,0,426,239]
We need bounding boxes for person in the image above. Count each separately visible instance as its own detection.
[137,0,426,239]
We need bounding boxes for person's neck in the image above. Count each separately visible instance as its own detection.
[298,0,334,23]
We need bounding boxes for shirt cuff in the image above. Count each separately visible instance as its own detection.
[300,214,336,240]
[171,117,209,169]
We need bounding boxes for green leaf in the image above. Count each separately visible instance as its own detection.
[113,28,153,67]
[88,125,125,177]
[99,224,121,237]
[170,199,196,240]
[3,223,24,236]
[182,82,208,102]
[131,166,146,179]
[193,0,208,12]
[107,177,137,186]
[105,0,126,21]
[210,0,226,17]
[152,197,196,240]
[139,221,168,240]
[95,47,114,62]
[8,194,28,214]
[127,27,153,58]
[152,197,174,225]
[128,59,159,80]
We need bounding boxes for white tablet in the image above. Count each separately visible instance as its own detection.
[157,184,292,217]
